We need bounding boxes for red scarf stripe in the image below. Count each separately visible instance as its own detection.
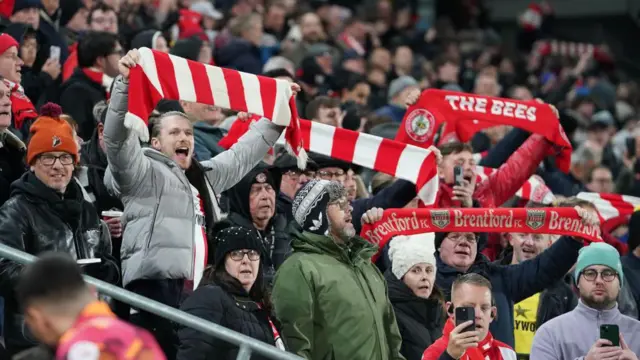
[577,192,640,221]
[188,59,214,105]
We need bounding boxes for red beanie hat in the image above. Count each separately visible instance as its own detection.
[27,103,79,165]
[0,33,19,55]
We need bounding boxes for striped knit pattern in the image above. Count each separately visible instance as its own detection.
[126,47,306,166]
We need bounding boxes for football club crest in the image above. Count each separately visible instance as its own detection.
[52,135,61,147]
[256,173,267,183]
[431,210,450,229]
[526,209,546,230]
[404,109,436,143]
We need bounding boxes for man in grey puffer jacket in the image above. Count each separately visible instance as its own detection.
[103,50,295,358]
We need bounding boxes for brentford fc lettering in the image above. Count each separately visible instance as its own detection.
[444,95,537,121]
[548,211,601,238]
[453,209,515,228]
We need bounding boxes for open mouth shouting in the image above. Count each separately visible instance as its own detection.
[175,146,189,160]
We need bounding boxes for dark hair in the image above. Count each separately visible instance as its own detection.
[263,68,294,80]
[452,273,493,301]
[305,96,340,120]
[438,141,473,157]
[433,54,459,70]
[200,263,273,314]
[585,165,612,183]
[16,253,87,311]
[88,2,116,24]
[77,31,119,68]
[345,74,368,91]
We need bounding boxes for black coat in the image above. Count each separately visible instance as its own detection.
[0,171,118,356]
[59,68,107,140]
[177,283,286,360]
[385,270,445,360]
[0,131,26,206]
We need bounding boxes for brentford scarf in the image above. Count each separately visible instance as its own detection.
[395,89,573,171]
[126,47,306,167]
[361,207,602,261]
[5,79,37,130]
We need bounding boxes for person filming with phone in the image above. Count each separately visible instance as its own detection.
[531,242,640,360]
[422,273,516,360]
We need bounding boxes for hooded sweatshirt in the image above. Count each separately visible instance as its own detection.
[422,319,515,360]
[530,300,640,359]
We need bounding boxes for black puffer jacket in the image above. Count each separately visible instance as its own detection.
[177,281,286,360]
[0,171,118,356]
[219,163,291,284]
[385,270,445,360]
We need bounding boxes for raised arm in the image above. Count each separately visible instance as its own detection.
[102,50,151,195]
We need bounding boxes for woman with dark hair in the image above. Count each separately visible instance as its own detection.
[176,226,287,360]
[385,233,446,360]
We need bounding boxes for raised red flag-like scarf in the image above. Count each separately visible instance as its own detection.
[396,89,572,171]
[361,207,602,261]
[126,47,307,167]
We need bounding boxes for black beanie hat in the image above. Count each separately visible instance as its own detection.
[214,227,262,267]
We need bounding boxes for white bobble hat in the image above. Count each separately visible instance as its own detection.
[388,233,437,280]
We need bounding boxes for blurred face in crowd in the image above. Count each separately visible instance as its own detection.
[181,101,224,125]
[394,46,413,75]
[97,41,122,78]
[280,168,314,199]
[265,4,286,32]
[439,149,476,185]
[343,82,370,106]
[439,232,477,272]
[41,0,59,14]
[587,167,614,193]
[11,7,40,30]
[450,283,495,340]
[403,263,436,299]
[369,48,391,73]
[225,249,260,292]
[0,81,12,130]
[474,74,500,97]
[89,9,118,34]
[315,105,342,127]
[154,35,169,53]
[300,13,325,43]
[347,20,368,42]
[509,86,533,101]
[587,126,612,148]
[243,17,264,46]
[344,169,357,201]
[484,125,511,145]
[66,7,89,32]
[437,61,459,83]
[508,233,553,264]
[575,101,595,119]
[343,57,366,75]
[20,35,38,68]
[326,195,355,242]
[577,265,620,310]
[249,181,276,229]
[198,42,212,64]
[367,68,387,87]
[32,152,75,193]
[0,45,24,83]
[151,114,194,170]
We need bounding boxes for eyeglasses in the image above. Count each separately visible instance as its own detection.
[328,198,351,212]
[582,269,617,282]
[39,154,74,166]
[446,233,477,244]
[229,250,260,261]
[318,169,345,180]
[284,169,316,179]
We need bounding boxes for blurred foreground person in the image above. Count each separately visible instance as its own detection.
[16,252,165,360]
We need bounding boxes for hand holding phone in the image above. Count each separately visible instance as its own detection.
[455,306,476,332]
[454,165,464,187]
[600,324,620,347]
[49,45,60,61]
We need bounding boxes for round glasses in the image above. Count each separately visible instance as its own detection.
[582,269,617,282]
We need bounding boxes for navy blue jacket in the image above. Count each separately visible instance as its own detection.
[351,179,417,235]
[435,236,582,347]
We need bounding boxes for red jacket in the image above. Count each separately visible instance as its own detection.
[436,134,552,209]
[422,319,516,360]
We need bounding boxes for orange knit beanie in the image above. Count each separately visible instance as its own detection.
[27,103,79,165]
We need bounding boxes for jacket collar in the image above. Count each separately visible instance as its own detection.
[575,299,621,322]
[292,229,376,264]
[0,128,26,151]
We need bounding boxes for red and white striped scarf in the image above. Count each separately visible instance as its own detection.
[126,47,307,167]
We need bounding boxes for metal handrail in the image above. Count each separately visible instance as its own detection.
[0,244,302,360]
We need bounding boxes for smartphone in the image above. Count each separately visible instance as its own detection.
[77,258,102,265]
[455,306,475,332]
[600,324,620,347]
[454,165,464,187]
[627,137,636,158]
[49,45,60,61]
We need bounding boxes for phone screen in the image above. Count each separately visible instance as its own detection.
[455,306,475,332]
[49,46,60,61]
[600,324,620,347]
[454,165,464,187]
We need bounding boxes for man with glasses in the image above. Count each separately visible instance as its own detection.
[0,105,118,357]
[433,198,599,348]
[310,152,423,234]
[272,180,404,360]
[531,242,640,359]
[274,152,318,222]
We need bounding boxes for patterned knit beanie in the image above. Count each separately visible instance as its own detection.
[291,180,336,235]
